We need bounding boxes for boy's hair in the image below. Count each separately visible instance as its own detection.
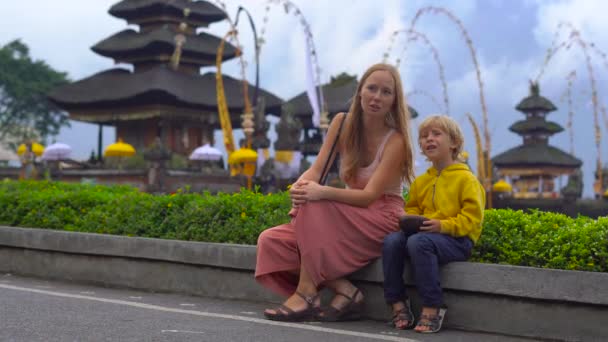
[418,114,464,161]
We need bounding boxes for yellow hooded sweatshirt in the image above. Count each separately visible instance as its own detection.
[405,163,485,243]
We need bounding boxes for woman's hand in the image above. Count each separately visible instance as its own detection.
[289,179,309,207]
[290,180,325,203]
[419,219,441,233]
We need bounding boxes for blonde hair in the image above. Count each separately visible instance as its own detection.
[418,114,464,161]
[340,63,415,183]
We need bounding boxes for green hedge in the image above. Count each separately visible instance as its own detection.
[0,180,290,245]
[1,180,607,272]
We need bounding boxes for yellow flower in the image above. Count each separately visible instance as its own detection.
[168,203,173,208]
[241,211,246,218]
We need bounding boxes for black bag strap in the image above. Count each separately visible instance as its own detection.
[319,113,347,185]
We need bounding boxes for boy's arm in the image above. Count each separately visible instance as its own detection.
[404,181,422,215]
[439,179,485,238]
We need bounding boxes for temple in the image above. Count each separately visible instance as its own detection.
[48,0,283,156]
[492,82,582,199]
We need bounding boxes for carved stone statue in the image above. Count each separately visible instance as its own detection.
[274,103,302,151]
[251,96,271,150]
[144,137,171,193]
[256,158,280,193]
[561,168,583,200]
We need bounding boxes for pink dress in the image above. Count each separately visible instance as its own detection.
[255,131,405,297]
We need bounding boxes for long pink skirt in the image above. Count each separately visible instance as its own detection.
[255,194,404,297]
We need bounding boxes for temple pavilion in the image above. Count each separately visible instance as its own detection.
[492,82,582,199]
[48,0,283,157]
[283,73,419,157]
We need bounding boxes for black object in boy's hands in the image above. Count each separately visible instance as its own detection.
[399,215,428,236]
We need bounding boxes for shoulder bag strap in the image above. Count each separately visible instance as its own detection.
[319,113,347,185]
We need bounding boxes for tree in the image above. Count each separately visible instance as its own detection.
[0,39,69,148]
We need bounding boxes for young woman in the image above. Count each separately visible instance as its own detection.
[255,63,415,322]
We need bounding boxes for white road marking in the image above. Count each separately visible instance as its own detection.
[162,329,205,334]
[239,311,256,315]
[80,291,95,295]
[128,296,142,299]
[179,303,196,307]
[0,284,420,342]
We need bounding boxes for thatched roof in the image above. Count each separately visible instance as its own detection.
[92,27,237,65]
[492,143,581,168]
[509,118,564,135]
[516,82,557,113]
[109,0,226,26]
[48,65,283,115]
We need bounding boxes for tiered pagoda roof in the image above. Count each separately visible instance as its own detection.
[48,0,283,126]
[48,66,282,124]
[492,144,581,168]
[492,82,581,171]
[92,26,237,66]
[109,0,227,27]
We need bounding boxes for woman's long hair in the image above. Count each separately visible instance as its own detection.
[340,63,415,184]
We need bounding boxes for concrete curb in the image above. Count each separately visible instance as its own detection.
[1,226,606,341]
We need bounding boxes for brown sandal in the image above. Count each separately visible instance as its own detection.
[317,288,364,322]
[263,292,320,322]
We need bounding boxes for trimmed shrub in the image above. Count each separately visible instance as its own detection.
[1,180,606,272]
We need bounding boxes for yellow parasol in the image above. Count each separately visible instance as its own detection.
[492,179,513,193]
[228,147,258,177]
[104,138,136,157]
[17,142,45,157]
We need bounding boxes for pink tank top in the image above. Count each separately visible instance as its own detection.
[342,130,404,197]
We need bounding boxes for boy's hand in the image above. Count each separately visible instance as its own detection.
[419,219,441,233]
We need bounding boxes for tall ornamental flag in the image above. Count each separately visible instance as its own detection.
[305,36,321,128]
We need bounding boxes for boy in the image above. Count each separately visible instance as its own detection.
[382,115,485,333]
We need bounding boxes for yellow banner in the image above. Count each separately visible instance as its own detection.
[216,33,235,154]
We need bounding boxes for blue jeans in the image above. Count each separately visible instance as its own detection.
[382,231,473,307]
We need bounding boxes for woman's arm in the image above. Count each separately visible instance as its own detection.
[289,112,347,206]
[293,133,406,207]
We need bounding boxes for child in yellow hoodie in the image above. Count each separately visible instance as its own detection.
[382,115,485,333]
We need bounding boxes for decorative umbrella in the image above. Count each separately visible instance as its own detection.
[41,142,72,161]
[104,139,136,157]
[189,144,223,161]
[228,148,258,166]
[493,179,513,193]
[229,148,258,185]
[17,142,45,157]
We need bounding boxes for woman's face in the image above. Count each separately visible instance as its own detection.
[359,70,396,118]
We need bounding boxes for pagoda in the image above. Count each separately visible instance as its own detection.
[48,0,283,157]
[283,73,419,157]
[492,82,582,199]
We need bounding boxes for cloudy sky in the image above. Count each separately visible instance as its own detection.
[1,0,607,197]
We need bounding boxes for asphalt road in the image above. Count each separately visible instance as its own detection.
[0,273,539,342]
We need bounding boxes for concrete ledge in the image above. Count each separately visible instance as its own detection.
[1,226,606,341]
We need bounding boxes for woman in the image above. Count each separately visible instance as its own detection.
[255,63,415,322]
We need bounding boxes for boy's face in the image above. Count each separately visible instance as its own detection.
[418,125,456,163]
